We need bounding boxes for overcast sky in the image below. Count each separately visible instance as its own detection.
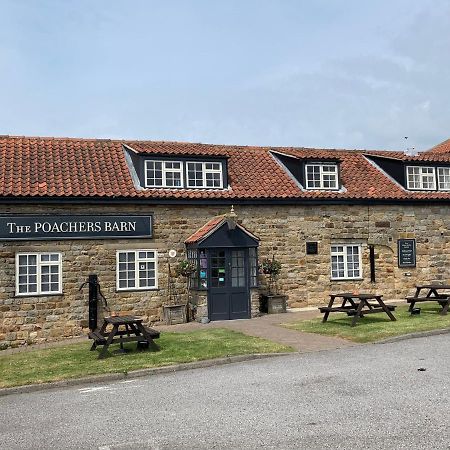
[1,0,449,151]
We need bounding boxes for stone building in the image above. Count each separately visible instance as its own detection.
[1,135,450,348]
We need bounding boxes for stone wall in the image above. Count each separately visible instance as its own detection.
[1,202,449,348]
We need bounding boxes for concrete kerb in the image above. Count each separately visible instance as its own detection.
[0,352,292,398]
[374,327,450,344]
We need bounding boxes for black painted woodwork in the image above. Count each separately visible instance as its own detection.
[369,245,376,282]
[208,248,250,321]
[196,223,259,249]
[306,242,318,255]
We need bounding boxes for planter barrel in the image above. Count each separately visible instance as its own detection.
[163,304,187,324]
[259,294,288,314]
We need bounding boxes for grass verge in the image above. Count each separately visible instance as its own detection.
[0,328,292,388]
[283,304,450,343]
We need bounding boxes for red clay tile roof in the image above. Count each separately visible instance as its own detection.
[185,215,260,244]
[425,138,450,155]
[1,135,450,202]
[185,216,226,244]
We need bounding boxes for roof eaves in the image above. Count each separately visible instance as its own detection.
[123,143,139,154]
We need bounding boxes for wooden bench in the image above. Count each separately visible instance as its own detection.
[406,296,450,315]
[406,296,448,303]
[88,330,106,344]
[320,293,397,326]
[142,326,160,340]
[319,304,396,314]
[89,316,161,358]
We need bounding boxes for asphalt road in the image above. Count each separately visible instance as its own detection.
[1,334,450,450]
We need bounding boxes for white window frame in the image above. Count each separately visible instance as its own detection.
[15,252,62,296]
[116,250,158,291]
[186,161,223,189]
[144,160,184,188]
[330,244,362,280]
[305,163,339,190]
[437,167,450,191]
[406,166,436,191]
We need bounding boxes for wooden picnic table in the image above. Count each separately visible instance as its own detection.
[88,315,160,359]
[406,284,450,315]
[319,293,397,327]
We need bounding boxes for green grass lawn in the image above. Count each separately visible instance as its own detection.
[283,304,450,343]
[0,328,292,388]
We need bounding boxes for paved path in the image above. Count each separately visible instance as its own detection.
[155,309,354,352]
[1,334,449,450]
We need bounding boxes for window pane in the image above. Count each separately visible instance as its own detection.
[306,164,338,190]
[331,245,360,279]
[118,250,157,290]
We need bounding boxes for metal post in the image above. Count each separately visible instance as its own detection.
[369,245,376,283]
[88,274,98,331]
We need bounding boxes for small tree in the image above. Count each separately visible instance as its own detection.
[259,256,282,295]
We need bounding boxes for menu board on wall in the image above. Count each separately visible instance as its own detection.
[398,239,416,268]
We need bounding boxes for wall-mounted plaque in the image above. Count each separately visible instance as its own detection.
[0,215,153,241]
[398,239,416,268]
[306,242,318,255]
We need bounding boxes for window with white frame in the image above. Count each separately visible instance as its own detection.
[186,162,223,188]
[145,160,183,188]
[406,166,436,190]
[117,250,157,290]
[330,245,362,280]
[305,163,338,189]
[437,167,450,191]
[16,253,62,295]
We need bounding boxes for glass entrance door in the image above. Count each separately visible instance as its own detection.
[208,248,250,321]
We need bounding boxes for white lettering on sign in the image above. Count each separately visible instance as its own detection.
[1,217,148,240]
[105,221,136,232]
[7,223,31,234]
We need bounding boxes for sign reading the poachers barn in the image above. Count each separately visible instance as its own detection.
[0,215,153,241]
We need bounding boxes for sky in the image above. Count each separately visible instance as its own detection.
[1,0,449,151]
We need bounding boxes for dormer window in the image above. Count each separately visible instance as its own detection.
[305,163,338,190]
[145,160,183,188]
[437,167,450,191]
[406,166,436,190]
[187,162,223,188]
[141,157,226,189]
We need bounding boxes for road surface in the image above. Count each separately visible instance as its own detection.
[1,334,450,449]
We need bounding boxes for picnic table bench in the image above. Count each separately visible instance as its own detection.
[406,284,450,315]
[89,315,160,359]
[319,293,397,327]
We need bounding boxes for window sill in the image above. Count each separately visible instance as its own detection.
[406,187,437,191]
[330,278,363,282]
[305,187,340,191]
[14,293,64,298]
[116,288,160,293]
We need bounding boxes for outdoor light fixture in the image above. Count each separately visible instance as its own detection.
[227,205,237,230]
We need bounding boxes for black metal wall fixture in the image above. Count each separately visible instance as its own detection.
[79,274,108,331]
[369,245,376,283]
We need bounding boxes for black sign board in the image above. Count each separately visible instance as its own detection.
[398,239,416,268]
[0,215,153,241]
[306,242,318,255]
